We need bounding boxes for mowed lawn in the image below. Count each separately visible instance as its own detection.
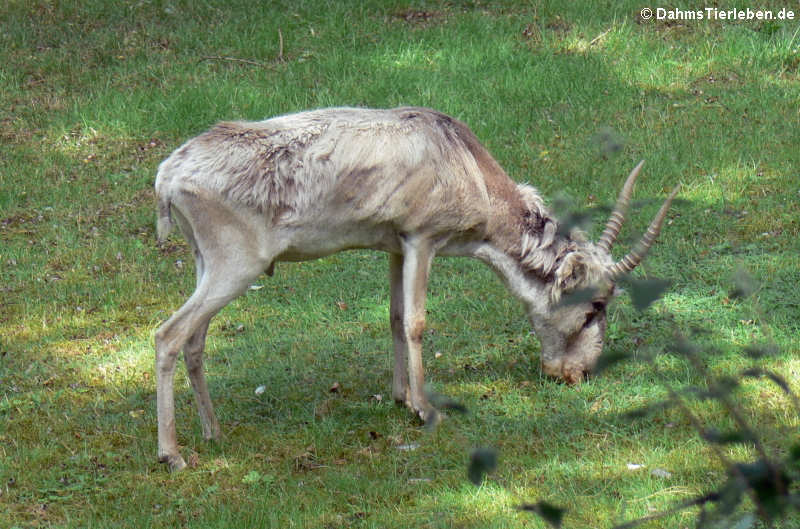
[1,1,799,528]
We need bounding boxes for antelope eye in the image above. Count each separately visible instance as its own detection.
[582,302,606,328]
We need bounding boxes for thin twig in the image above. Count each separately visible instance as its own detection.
[612,493,719,529]
[198,56,266,67]
[743,368,800,414]
[277,28,284,62]
[589,28,611,46]
[679,341,783,498]
[662,337,774,521]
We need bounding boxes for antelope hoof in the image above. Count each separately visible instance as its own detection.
[393,393,408,407]
[396,392,439,425]
[421,406,441,427]
[562,367,589,385]
[159,452,188,472]
[410,399,439,425]
[562,360,592,384]
[542,360,589,384]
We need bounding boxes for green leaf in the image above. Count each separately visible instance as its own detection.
[621,276,671,311]
[593,349,632,374]
[667,335,699,357]
[741,368,796,400]
[729,266,758,299]
[429,394,467,414]
[425,385,468,414]
[710,376,740,398]
[551,195,598,237]
[742,343,779,359]
[556,287,598,308]
[732,460,791,520]
[518,501,565,528]
[702,428,756,445]
[556,209,594,237]
[623,399,676,419]
[592,126,625,156]
[467,448,498,486]
[730,513,757,529]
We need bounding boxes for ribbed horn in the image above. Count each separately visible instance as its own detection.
[607,184,681,278]
[597,160,644,254]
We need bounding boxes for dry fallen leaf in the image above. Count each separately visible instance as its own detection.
[294,446,321,471]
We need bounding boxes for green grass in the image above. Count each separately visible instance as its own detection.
[2,1,799,527]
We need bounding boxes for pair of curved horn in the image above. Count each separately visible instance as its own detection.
[599,160,680,278]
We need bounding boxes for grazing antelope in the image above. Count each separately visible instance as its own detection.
[154,107,678,470]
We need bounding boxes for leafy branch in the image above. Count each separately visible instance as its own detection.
[527,268,800,528]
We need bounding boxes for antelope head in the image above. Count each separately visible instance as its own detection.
[529,161,680,383]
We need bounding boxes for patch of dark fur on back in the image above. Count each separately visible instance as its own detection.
[333,164,386,208]
[410,108,563,275]
[424,109,523,210]
[414,109,568,280]
[201,121,329,214]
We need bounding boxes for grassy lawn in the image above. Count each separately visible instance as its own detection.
[1,1,799,527]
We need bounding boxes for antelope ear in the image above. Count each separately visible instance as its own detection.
[556,253,587,292]
[516,183,544,214]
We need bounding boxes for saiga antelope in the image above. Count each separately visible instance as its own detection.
[154,107,678,470]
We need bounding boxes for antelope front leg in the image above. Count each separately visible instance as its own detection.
[389,253,409,405]
[395,234,437,423]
